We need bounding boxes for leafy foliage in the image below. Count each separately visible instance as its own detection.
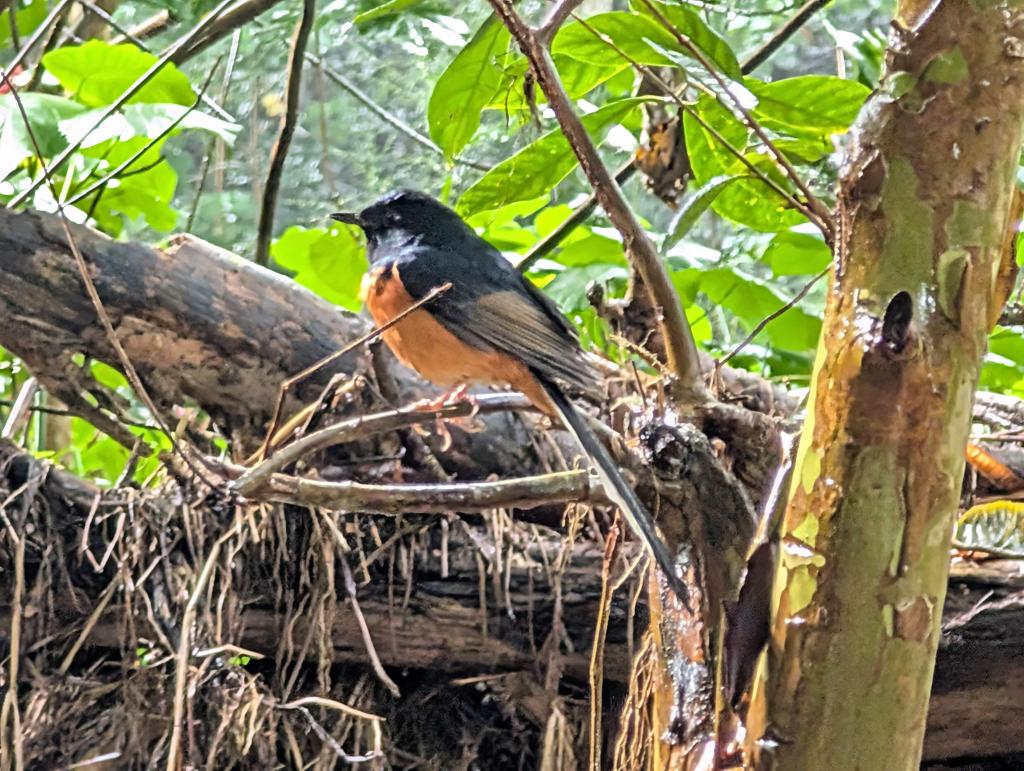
[42,41,196,107]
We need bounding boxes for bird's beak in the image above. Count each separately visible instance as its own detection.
[330,211,362,227]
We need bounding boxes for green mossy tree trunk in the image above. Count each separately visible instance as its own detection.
[757,2,1024,768]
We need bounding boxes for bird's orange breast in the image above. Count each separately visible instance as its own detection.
[362,264,552,412]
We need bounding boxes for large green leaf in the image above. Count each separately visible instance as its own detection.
[42,41,195,108]
[553,8,738,78]
[555,232,626,268]
[980,330,1024,394]
[0,93,86,181]
[683,94,805,232]
[427,16,509,158]
[747,75,870,140]
[631,0,740,77]
[272,225,367,311]
[457,97,649,216]
[0,0,46,48]
[762,231,832,276]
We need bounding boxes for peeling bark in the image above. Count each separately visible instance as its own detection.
[755,3,1024,768]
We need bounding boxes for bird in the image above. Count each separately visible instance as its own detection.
[331,190,685,600]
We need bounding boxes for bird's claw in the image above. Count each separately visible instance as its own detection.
[410,384,474,413]
[410,384,479,451]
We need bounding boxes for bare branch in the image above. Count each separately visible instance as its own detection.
[255,0,315,267]
[170,0,286,65]
[258,469,599,512]
[4,0,72,74]
[487,0,708,403]
[234,392,533,496]
[536,0,584,47]
[0,377,37,441]
[253,281,453,463]
[717,267,828,368]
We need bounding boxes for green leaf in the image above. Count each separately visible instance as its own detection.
[354,0,426,26]
[683,94,805,232]
[43,41,195,108]
[457,97,649,216]
[664,175,747,249]
[427,16,509,158]
[687,304,713,346]
[0,93,86,181]
[272,225,368,311]
[762,231,831,276]
[956,501,1024,556]
[747,76,870,140]
[678,266,821,351]
[83,137,179,233]
[556,232,626,267]
[553,8,738,78]
[465,196,548,229]
[553,13,688,67]
[0,0,46,48]
[631,0,740,78]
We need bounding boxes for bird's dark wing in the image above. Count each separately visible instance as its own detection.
[395,240,599,397]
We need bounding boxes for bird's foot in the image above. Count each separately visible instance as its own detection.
[410,384,476,414]
[410,385,479,451]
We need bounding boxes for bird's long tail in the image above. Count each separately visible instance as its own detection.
[536,375,687,601]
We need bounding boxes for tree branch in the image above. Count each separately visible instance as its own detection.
[255,0,315,267]
[742,0,833,74]
[170,0,286,65]
[536,0,584,46]
[257,468,598,512]
[487,0,708,403]
[234,392,533,496]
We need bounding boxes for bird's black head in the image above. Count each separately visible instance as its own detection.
[331,190,475,257]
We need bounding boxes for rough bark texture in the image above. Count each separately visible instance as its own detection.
[0,209,552,481]
[759,3,1024,768]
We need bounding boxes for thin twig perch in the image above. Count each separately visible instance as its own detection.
[255,0,316,267]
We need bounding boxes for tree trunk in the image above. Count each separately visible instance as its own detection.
[756,3,1024,768]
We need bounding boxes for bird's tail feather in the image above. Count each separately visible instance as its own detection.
[536,376,687,601]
